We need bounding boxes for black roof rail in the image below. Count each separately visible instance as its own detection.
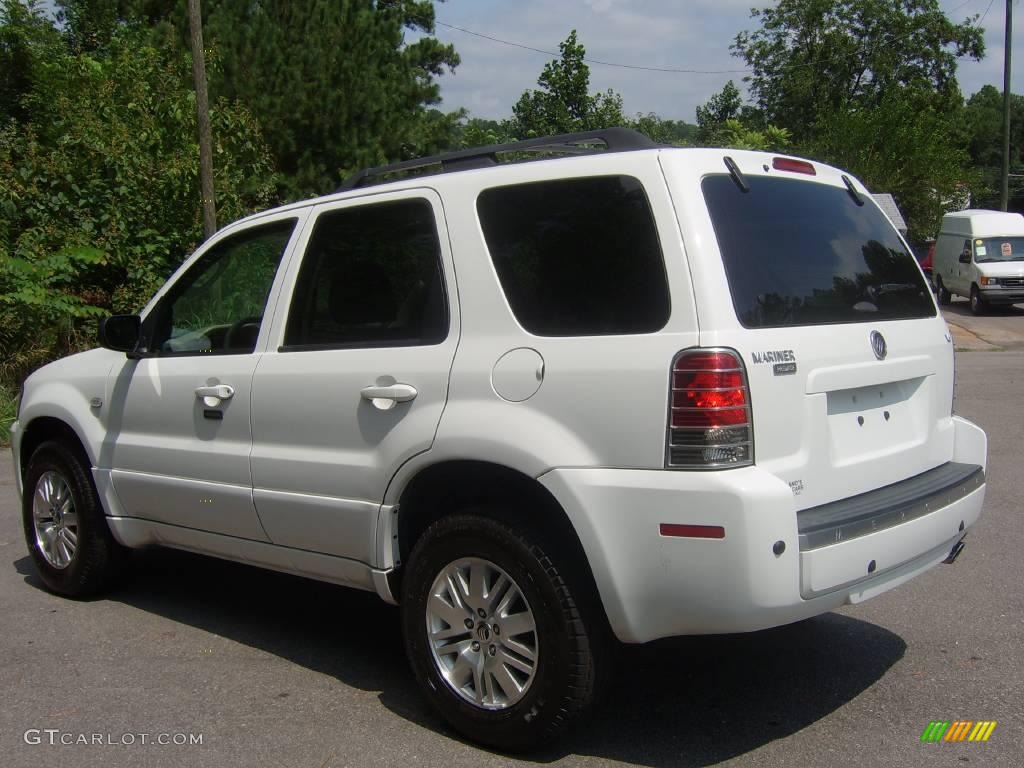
[336,127,658,191]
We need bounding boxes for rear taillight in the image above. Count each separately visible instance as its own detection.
[666,349,753,469]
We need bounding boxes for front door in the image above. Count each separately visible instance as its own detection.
[249,191,458,564]
[105,214,301,539]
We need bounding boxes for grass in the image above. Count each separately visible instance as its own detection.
[0,382,17,448]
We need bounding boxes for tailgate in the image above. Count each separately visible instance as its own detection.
[661,150,957,508]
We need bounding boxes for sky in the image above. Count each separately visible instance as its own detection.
[421,0,1024,123]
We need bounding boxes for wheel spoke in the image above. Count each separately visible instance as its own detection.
[490,660,525,700]
[497,646,535,674]
[484,574,510,614]
[469,560,487,605]
[428,593,468,632]
[430,624,470,643]
[498,611,534,638]
[59,527,77,553]
[470,655,485,704]
[62,511,79,529]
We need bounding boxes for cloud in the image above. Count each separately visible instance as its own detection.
[426,0,1023,124]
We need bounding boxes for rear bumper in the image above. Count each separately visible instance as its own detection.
[539,416,987,643]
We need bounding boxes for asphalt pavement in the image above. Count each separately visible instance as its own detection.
[1,352,1022,768]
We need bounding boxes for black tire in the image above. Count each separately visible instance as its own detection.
[401,513,605,752]
[936,277,951,306]
[969,285,986,316]
[22,440,126,597]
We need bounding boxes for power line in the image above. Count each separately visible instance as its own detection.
[436,9,993,79]
[435,21,749,74]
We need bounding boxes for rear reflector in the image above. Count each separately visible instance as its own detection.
[667,348,753,469]
[772,157,816,175]
[659,524,726,539]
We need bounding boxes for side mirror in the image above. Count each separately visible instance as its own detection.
[98,315,141,355]
[959,250,972,264]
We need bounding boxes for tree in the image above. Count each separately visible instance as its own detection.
[807,93,975,239]
[511,30,627,138]
[732,0,984,141]
[0,10,276,384]
[109,0,461,199]
[694,80,789,150]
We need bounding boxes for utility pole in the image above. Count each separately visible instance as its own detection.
[1000,0,1012,212]
[188,0,217,238]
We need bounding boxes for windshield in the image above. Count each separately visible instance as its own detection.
[702,175,936,328]
[974,237,1024,263]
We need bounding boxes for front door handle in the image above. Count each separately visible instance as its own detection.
[195,384,235,406]
[360,383,418,410]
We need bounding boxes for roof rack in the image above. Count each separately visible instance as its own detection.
[336,127,658,191]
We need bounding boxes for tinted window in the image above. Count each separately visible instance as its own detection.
[283,199,447,349]
[702,175,935,328]
[477,176,670,336]
[146,219,295,355]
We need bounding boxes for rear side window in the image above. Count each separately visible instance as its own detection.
[283,198,448,350]
[477,175,670,336]
[702,175,936,328]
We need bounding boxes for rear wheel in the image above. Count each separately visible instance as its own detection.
[401,513,604,751]
[22,440,126,597]
[936,276,951,305]
[969,285,986,315]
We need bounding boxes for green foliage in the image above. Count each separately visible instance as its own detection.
[199,0,461,198]
[511,30,628,138]
[0,380,16,447]
[727,0,990,235]
[0,3,276,387]
[694,80,790,150]
[733,0,984,141]
[807,92,977,239]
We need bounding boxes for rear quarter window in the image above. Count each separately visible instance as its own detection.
[477,175,670,336]
[702,175,936,328]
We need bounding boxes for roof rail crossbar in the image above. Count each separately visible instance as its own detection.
[336,127,658,191]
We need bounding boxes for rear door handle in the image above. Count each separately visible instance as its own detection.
[360,383,418,410]
[195,384,235,406]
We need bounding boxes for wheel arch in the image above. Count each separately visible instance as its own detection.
[19,416,92,485]
[391,459,609,627]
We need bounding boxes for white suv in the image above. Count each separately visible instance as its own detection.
[10,129,987,750]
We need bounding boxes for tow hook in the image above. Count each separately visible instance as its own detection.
[943,538,966,565]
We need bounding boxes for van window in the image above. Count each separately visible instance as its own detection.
[972,237,1024,263]
[702,175,936,328]
[477,175,670,336]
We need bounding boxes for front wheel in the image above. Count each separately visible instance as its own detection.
[22,440,126,597]
[969,285,986,315]
[401,514,604,751]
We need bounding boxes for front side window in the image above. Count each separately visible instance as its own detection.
[477,175,670,336]
[145,219,295,355]
[283,198,448,350]
[702,175,935,328]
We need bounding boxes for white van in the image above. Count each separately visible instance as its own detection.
[933,209,1024,314]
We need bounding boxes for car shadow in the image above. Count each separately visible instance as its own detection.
[14,547,906,766]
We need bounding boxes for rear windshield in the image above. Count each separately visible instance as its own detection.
[702,175,935,328]
[974,237,1024,263]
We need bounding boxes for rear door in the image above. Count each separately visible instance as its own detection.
[662,152,953,509]
[248,190,458,564]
